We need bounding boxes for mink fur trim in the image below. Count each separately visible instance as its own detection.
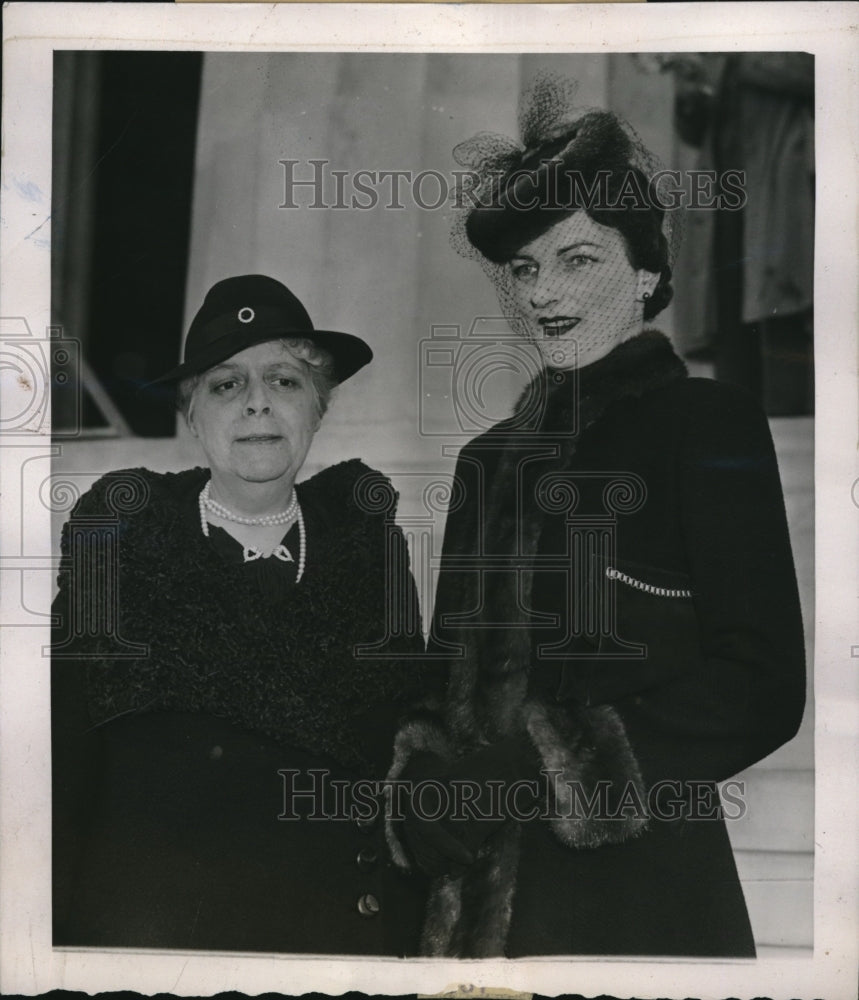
[512,328,688,428]
[523,700,649,847]
[392,332,687,956]
[416,701,648,957]
[448,821,522,958]
[421,822,522,958]
[420,875,463,957]
[384,715,455,871]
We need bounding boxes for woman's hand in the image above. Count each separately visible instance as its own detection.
[402,805,477,878]
[397,738,537,877]
[398,751,476,877]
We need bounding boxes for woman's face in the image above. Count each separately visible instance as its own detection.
[507,212,660,369]
[187,340,321,491]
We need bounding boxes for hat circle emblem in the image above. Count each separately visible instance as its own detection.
[237,306,255,324]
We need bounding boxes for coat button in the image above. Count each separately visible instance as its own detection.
[356,847,379,872]
[355,815,377,834]
[209,745,223,760]
[357,893,380,918]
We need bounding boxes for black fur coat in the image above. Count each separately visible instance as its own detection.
[387,331,806,958]
[51,459,428,954]
[53,459,422,772]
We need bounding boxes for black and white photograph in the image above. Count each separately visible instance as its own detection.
[1,4,857,998]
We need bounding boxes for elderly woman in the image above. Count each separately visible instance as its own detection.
[52,274,426,954]
[387,87,806,958]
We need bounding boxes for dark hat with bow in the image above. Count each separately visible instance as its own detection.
[462,111,662,263]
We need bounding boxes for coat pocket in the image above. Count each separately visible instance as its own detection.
[556,556,702,705]
[605,565,693,599]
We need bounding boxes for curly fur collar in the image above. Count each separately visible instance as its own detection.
[56,459,416,773]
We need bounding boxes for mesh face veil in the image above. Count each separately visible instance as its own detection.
[451,76,684,371]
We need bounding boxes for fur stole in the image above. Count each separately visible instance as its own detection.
[387,331,688,956]
[53,459,420,774]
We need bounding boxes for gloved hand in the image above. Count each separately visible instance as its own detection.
[397,736,538,877]
[397,751,476,877]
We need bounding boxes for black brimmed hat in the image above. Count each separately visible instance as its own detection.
[151,275,373,385]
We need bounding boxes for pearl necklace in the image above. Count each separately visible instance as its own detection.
[198,479,306,582]
[199,479,298,527]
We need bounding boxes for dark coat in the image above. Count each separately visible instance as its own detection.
[52,459,427,955]
[387,331,806,958]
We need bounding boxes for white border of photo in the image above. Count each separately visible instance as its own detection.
[1,3,857,998]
